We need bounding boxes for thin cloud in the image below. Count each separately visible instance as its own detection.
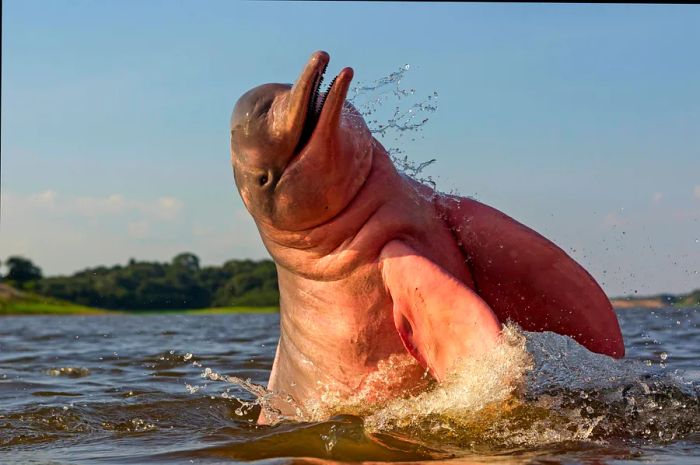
[652,192,663,205]
[127,220,150,239]
[147,197,183,221]
[28,190,57,206]
[73,194,127,217]
[4,190,184,221]
[0,189,267,276]
[694,185,700,200]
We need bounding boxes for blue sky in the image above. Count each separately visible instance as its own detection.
[2,1,699,295]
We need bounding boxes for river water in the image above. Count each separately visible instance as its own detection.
[1,307,698,465]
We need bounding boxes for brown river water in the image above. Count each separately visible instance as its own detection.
[1,307,698,465]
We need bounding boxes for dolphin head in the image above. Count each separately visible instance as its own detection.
[230,51,374,231]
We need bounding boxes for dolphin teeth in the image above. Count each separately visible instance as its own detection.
[317,76,337,114]
[309,73,324,118]
[297,62,328,152]
[310,64,327,116]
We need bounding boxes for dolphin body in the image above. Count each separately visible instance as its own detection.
[229,51,624,422]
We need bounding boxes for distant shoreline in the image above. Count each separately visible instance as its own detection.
[610,289,700,309]
[0,283,278,316]
[0,303,279,316]
[1,283,697,315]
[610,298,671,309]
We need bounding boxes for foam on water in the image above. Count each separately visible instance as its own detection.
[364,325,532,431]
[195,324,530,425]
[197,321,698,454]
[361,328,698,452]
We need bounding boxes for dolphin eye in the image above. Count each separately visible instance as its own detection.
[258,174,269,186]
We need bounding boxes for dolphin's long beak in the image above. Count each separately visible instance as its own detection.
[279,51,329,151]
[284,51,354,155]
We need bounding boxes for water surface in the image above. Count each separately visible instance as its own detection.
[1,307,698,464]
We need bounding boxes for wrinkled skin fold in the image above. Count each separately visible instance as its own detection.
[229,51,624,423]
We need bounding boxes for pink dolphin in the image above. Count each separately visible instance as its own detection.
[229,51,624,421]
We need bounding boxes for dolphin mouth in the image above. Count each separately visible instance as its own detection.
[280,52,354,187]
[295,65,339,153]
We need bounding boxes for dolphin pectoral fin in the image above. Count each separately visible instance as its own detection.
[437,196,625,358]
[380,240,502,382]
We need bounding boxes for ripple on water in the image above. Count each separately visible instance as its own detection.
[47,367,90,378]
[32,391,83,397]
[0,309,698,464]
[141,350,201,371]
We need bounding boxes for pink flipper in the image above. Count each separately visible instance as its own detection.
[437,196,624,358]
[380,240,503,381]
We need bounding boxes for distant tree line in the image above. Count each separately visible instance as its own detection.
[1,253,279,310]
[3,254,699,310]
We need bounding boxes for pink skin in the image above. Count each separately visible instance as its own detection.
[230,51,624,422]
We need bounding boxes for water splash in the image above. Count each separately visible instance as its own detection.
[522,330,699,444]
[195,324,532,428]
[300,352,433,422]
[365,325,533,432]
[199,366,305,424]
[347,64,439,188]
[194,325,698,453]
[363,329,699,451]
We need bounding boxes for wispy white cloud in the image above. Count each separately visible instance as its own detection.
[28,190,58,206]
[693,185,700,200]
[73,193,128,217]
[0,189,185,267]
[0,189,267,275]
[4,191,183,221]
[652,192,663,205]
[147,196,183,221]
[127,220,150,239]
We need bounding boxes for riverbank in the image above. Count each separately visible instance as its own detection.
[0,284,109,315]
[610,289,700,309]
[609,298,667,309]
[0,284,277,315]
[3,283,697,315]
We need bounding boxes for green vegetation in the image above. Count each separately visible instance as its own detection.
[0,284,110,315]
[659,289,700,307]
[2,253,279,312]
[3,253,697,315]
[0,283,279,315]
[3,256,42,285]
